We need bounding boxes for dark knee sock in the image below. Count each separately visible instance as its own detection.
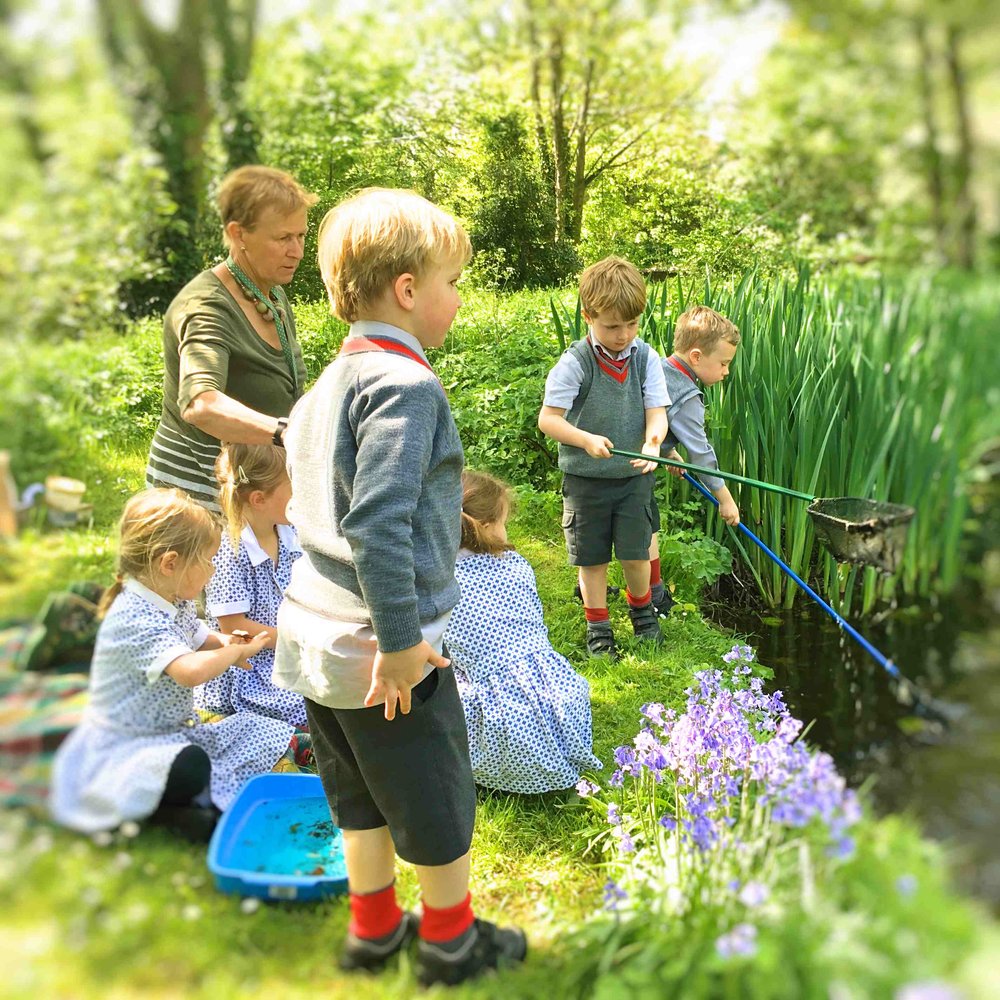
[159,745,211,807]
[148,745,217,843]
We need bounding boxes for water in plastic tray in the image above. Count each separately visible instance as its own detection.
[228,795,347,879]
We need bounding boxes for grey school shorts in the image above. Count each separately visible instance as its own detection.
[305,664,476,867]
[561,472,655,566]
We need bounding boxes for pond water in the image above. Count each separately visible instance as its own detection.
[706,488,1000,912]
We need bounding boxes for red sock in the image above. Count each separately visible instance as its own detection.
[650,558,662,587]
[420,892,475,943]
[626,588,651,608]
[349,882,404,940]
[584,606,610,623]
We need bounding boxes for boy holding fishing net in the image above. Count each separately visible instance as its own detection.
[646,305,742,616]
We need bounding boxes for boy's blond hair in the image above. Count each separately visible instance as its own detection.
[579,256,647,321]
[317,188,472,323]
[673,305,741,355]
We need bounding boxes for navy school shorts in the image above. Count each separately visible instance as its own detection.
[305,664,476,867]
[561,472,655,566]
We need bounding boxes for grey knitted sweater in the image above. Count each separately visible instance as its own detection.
[283,322,464,653]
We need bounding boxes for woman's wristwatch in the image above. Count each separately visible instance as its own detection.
[272,417,288,447]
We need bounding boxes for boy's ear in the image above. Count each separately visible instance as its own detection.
[581,309,594,326]
[688,348,702,365]
[392,272,417,312]
[158,550,179,577]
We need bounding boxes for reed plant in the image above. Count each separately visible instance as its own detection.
[552,269,1000,611]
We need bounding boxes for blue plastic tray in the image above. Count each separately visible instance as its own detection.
[207,773,348,901]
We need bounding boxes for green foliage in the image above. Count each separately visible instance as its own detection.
[461,110,580,290]
[441,289,562,489]
[656,496,734,590]
[563,813,983,1000]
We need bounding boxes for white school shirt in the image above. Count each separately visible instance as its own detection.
[196,523,307,725]
[273,599,451,710]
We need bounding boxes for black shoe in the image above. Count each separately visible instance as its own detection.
[148,805,220,843]
[585,621,617,660]
[651,585,675,618]
[628,601,664,644]
[416,918,527,987]
[573,582,621,604]
[340,911,418,972]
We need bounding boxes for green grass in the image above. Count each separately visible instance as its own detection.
[1,491,996,999]
[1,277,997,997]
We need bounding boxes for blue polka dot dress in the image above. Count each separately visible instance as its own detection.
[443,550,602,793]
[195,524,307,727]
[50,579,294,832]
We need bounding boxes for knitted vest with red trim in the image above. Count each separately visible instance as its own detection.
[558,336,650,479]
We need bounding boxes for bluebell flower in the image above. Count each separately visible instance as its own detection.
[738,881,769,907]
[896,874,918,898]
[715,922,758,958]
[602,879,628,912]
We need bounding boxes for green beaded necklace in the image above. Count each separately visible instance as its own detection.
[225,254,300,396]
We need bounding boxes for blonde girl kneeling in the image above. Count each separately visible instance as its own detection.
[50,488,295,841]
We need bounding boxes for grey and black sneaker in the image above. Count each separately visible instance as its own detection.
[339,911,419,972]
[650,583,675,619]
[585,620,617,660]
[628,601,664,644]
[416,918,528,987]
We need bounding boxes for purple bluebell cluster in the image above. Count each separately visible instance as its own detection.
[579,644,862,921]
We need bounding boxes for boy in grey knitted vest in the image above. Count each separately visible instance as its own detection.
[647,305,742,616]
[275,188,526,987]
[538,257,669,660]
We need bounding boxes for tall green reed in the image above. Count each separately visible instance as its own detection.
[552,269,1000,612]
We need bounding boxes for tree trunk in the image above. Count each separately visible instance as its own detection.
[912,18,945,248]
[209,0,260,171]
[549,27,570,241]
[944,24,976,269]
[568,56,594,242]
[95,0,215,312]
[524,1,554,188]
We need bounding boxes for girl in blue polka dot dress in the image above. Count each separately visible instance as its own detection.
[443,471,602,794]
[195,444,308,728]
[50,488,295,841]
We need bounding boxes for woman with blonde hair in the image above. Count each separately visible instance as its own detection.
[146,165,318,510]
[50,488,295,842]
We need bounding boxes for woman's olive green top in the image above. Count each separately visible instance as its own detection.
[145,270,307,510]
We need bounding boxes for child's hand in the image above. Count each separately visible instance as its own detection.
[365,640,450,721]
[630,438,662,474]
[719,498,740,526]
[583,433,613,459]
[664,449,685,478]
[233,630,270,669]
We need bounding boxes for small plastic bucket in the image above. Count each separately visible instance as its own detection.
[807,497,915,574]
[44,476,86,513]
